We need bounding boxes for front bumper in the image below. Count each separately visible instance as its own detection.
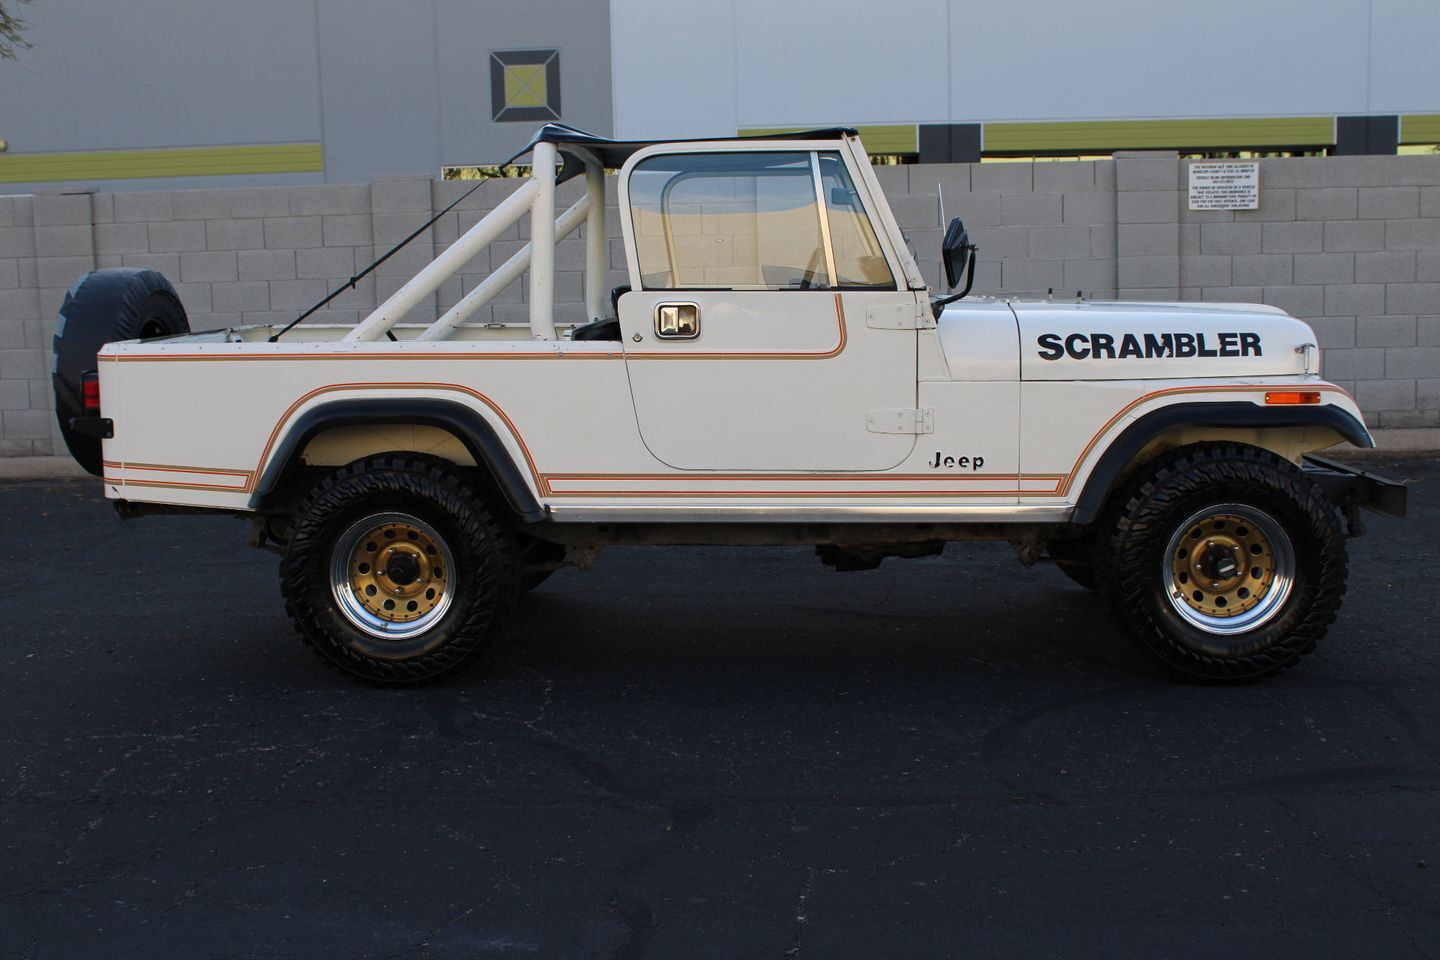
[1302,454,1408,533]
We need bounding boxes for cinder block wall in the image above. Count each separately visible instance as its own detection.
[2,152,1437,459]
[1171,156,1440,435]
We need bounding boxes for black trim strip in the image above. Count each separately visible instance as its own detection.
[1071,402,1373,525]
[247,398,545,522]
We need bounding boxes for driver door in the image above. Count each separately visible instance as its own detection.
[617,148,919,472]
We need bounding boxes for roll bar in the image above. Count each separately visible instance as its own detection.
[345,140,608,343]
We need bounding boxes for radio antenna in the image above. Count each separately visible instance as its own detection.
[938,182,946,226]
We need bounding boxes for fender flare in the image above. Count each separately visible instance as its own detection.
[248,398,546,522]
[1071,401,1373,525]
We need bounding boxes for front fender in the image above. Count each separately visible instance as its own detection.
[1071,400,1373,525]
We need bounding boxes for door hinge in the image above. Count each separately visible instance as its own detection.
[865,303,935,330]
[866,407,934,434]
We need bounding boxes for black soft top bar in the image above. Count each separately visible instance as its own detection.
[518,122,860,179]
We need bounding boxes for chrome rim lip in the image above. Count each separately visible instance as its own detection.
[1161,503,1295,636]
[329,512,455,641]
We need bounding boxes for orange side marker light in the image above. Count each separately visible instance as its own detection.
[1264,391,1321,405]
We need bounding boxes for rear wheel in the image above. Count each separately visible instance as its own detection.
[1094,443,1346,681]
[280,454,518,684]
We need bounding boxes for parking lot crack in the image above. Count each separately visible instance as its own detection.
[1360,684,1440,765]
[782,866,817,958]
[1274,797,1438,957]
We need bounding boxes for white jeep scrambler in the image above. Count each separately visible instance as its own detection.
[52,125,1406,683]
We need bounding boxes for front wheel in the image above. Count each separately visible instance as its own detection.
[280,454,518,684]
[1094,443,1347,681]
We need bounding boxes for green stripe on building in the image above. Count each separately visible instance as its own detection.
[982,117,1335,153]
[739,125,918,154]
[0,143,325,184]
[1400,114,1440,144]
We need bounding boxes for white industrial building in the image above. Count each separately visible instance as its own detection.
[2,0,1438,193]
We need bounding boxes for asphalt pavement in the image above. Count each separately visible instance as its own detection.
[2,458,1438,959]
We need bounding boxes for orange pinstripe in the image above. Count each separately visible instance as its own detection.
[103,354,1353,502]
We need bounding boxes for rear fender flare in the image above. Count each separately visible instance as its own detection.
[249,398,545,522]
[1071,401,1372,525]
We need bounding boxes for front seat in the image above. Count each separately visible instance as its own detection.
[569,285,631,342]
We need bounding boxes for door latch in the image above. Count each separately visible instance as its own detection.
[654,302,700,340]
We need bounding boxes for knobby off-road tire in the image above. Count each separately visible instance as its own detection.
[52,269,189,474]
[280,454,519,684]
[1094,443,1347,681]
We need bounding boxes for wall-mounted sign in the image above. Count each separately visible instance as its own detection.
[1188,160,1259,210]
[491,49,562,124]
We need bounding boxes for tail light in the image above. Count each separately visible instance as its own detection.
[81,371,101,415]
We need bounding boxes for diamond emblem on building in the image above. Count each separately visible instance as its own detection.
[490,49,561,123]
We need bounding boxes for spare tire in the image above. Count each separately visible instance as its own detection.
[52,269,189,475]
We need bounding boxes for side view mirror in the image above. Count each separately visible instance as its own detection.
[931,218,980,316]
[941,217,974,290]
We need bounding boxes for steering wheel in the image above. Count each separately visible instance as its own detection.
[796,247,826,290]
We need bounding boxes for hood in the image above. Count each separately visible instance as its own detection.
[1006,300,1314,381]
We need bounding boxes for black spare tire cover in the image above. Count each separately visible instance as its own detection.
[52,268,189,475]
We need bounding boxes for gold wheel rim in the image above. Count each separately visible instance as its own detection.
[329,512,456,640]
[346,520,447,623]
[1169,511,1277,619]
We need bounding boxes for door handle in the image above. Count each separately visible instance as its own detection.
[654,302,700,340]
